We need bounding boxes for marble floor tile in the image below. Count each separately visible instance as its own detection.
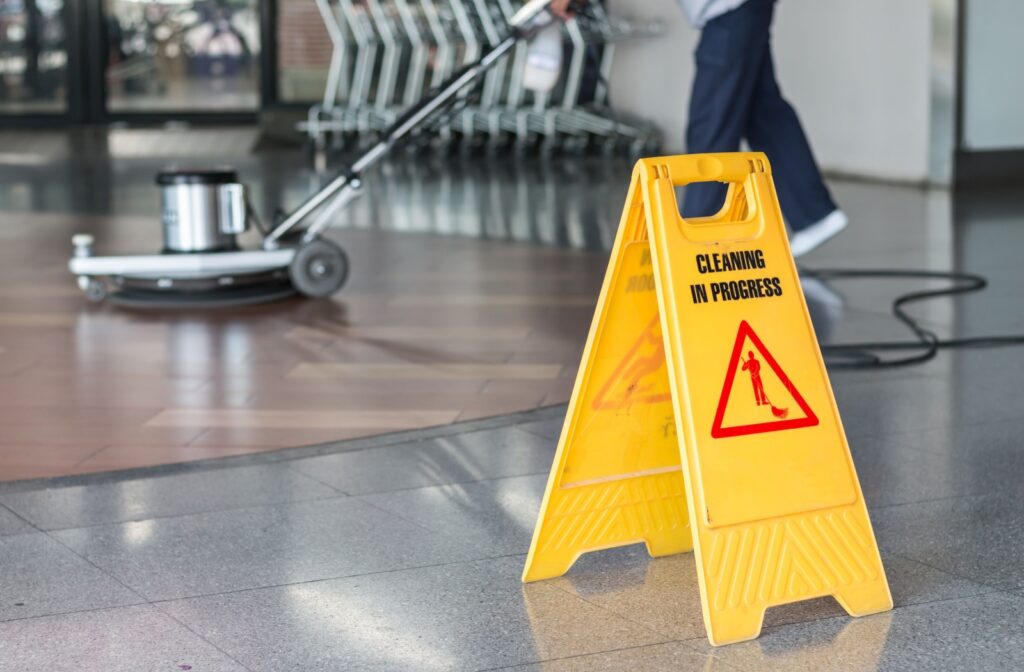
[872,493,1024,590]
[290,427,555,495]
[50,496,483,601]
[690,591,1024,672]
[160,556,668,672]
[502,641,727,671]
[0,463,338,530]
[357,474,548,555]
[0,533,144,621]
[0,604,247,672]
[0,503,33,536]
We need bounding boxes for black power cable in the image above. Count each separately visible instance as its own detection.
[800,268,1024,369]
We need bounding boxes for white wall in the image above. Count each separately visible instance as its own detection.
[963,0,1024,150]
[608,0,933,183]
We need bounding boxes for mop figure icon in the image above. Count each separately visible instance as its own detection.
[711,321,818,438]
[742,351,789,419]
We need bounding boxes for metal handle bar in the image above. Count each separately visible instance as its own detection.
[265,0,557,247]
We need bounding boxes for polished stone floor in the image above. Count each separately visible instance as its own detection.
[2,129,1024,668]
[3,362,1024,672]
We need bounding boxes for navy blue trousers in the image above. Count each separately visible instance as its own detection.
[681,0,835,231]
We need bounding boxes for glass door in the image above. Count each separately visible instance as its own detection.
[102,0,261,115]
[0,0,70,115]
[0,0,266,125]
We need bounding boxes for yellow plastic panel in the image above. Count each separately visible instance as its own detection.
[522,173,692,583]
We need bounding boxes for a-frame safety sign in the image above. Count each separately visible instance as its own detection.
[522,153,892,646]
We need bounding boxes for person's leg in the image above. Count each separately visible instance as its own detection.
[682,0,772,219]
[744,6,837,232]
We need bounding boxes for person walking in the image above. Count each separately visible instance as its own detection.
[551,0,847,256]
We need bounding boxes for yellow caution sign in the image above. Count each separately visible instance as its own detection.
[522,152,892,645]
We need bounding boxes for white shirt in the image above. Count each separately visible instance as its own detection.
[678,0,750,28]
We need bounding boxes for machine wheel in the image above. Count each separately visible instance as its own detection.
[288,238,350,298]
[83,278,108,303]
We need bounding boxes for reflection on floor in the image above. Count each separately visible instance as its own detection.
[0,223,611,479]
[1,129,1023,486]
[0,133,632,480]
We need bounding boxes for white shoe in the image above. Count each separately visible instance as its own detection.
[789,210,848,257]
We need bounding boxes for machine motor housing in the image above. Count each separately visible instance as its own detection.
[157,169,248,253]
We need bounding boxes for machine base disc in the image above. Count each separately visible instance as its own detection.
[108,281,297,309]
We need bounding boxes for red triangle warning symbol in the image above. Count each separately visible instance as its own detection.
[711,320,818,438]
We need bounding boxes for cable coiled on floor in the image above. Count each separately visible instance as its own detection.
[800,268,1024,369]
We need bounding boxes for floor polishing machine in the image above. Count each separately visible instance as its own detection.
[69,0,565,307]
